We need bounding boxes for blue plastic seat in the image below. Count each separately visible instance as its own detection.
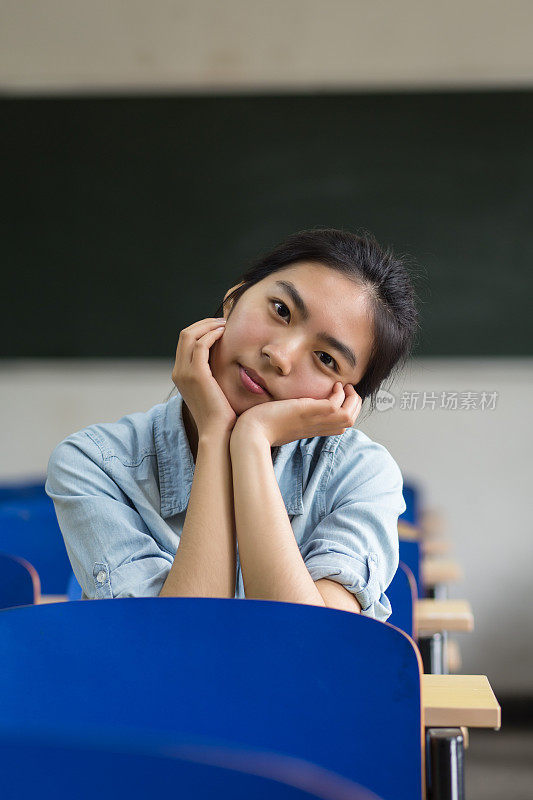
[386,562,417,639]
[0,497,72,593]
[0,598,423,800]
[0,479,46,504]
[0,734,382,800]
[399,539,424,599]
[0,552,40,609]
[67,569,83,600]
[399,482,421,527]
[396,545,446,676]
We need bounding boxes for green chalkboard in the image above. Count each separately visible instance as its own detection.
[2,91,532,357]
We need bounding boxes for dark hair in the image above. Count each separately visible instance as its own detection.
[212,227,421,415]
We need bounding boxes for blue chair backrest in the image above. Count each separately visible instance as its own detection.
[399,482,420,527]
[0,598,423,800]
[0,734,383,800]
[67,570,83,600]
[0,552,40,609]
[0,479,46,504]
[386,562,417,639]
[0,497,72,593]
[398,539,424,599]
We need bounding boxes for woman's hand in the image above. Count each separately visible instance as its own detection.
[171,318,237,438]
[233,382,362,447]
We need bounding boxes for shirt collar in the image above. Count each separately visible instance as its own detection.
[153,391,304,519]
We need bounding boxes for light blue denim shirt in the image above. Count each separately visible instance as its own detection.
[45,390,406,621]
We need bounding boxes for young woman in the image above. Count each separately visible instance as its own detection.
[46,228,419,620]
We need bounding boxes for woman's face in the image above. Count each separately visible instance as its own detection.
[210,262,375,416]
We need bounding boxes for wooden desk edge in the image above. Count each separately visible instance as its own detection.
[422,558,463,586]
[422,675,501,730]
[416,599,474,634]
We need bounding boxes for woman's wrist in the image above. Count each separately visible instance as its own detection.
[197,423,236,449]
[230,417,271,452]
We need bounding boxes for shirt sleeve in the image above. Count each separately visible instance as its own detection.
[45,432,173,599]
[300,433,406,622]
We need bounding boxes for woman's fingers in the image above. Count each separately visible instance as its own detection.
[180,318,225,344]
[172,317,236,436]
[190,325,226,364]
[173,317,224,380]
[177,319,226,365]
[333,382,361,425]
[329,382,345,409]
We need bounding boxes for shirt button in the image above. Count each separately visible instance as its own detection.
[96,570,106,584]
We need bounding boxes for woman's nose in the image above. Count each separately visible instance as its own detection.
[262,345,292,375]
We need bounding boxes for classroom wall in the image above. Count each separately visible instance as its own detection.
[0,357,531,695]
[1,0,533,93]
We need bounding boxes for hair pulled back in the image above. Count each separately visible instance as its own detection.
[213,227,421,414]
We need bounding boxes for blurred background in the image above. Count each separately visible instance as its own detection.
[1,1,532,785]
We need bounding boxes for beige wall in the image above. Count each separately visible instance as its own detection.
[1,0,533,93]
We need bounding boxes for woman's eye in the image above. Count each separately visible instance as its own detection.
[317,352,338,371]
[272,300,290,321]
[270,300,339,372]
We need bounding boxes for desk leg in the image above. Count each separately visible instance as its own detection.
[419,632,448,674]
[426,584,449,601]
[425,728,465,800]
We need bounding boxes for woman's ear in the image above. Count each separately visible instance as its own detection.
[223,282,245,316]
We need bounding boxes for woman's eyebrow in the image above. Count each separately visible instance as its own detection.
[273,280,358,369]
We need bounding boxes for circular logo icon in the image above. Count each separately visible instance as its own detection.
[376,389,396,412]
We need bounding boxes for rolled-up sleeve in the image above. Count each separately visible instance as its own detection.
[45,433,173,599]
[301,434,406,622]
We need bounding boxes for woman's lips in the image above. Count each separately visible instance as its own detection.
[239,364,268,395]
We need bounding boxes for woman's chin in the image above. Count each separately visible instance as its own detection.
[217,367,269,416]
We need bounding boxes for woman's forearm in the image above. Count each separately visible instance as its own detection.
[159,431,236,598]
[230,424,326,607]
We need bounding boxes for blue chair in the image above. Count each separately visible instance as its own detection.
[0,598,423,800]
[396,543,448,675]
[67,570,83,600]
[0,552,40,609]
[398,539,424,599]
[0,478,46,504]
[386,562,417,640]
[0,734,383,800]
[0,497,72,594]
[399,482,421,527]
